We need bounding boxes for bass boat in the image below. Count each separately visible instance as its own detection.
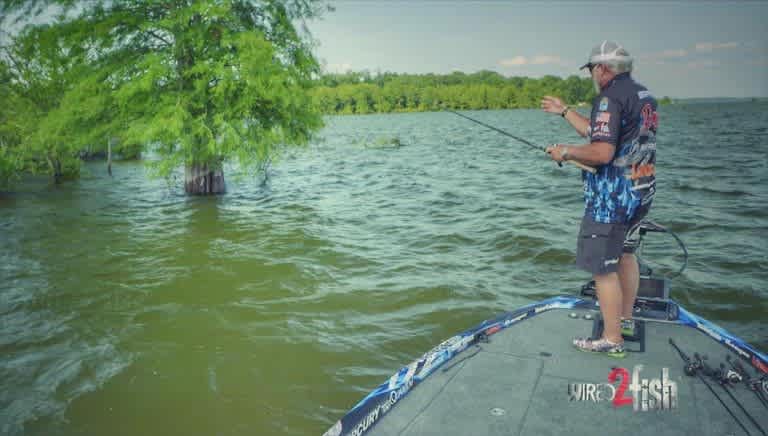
[324,221,768,436]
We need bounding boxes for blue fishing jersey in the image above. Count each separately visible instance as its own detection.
[584,73,657,223]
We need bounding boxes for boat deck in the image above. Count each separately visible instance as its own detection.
[366,305,767,436]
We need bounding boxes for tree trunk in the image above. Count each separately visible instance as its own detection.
[107,137,112,176]
[48,156,63,184]
[184,162,226,195]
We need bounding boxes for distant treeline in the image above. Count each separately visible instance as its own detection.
[310,70,597,115]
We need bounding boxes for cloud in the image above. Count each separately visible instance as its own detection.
[636,41,744,69]
[531,55,562,65]
[638,49,688,60]
[695,42,739,52]
[660,49,688,58]
[499,56,528,67]
[499,55,562,67]
[639,42,741,61]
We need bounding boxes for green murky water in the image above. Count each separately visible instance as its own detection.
[2,103,767,435]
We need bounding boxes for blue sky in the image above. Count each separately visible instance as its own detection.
[306,1,768,98]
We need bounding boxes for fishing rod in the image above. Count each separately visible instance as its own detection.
[727,355,768,410]
[669,338,752,436]
[445,109,597,174]
[697,354,767,436]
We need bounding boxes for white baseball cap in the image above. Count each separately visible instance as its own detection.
[579,40,633,70]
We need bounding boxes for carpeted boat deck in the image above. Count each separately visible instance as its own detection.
[367,307,767,436]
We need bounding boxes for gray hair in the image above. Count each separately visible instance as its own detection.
[603,58,633,74]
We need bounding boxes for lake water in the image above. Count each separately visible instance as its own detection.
[1,102,766,435]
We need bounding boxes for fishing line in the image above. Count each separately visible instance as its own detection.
[445,109,597,174]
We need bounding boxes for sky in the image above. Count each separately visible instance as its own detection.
[305,1,768,98]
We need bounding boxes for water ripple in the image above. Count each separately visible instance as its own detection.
[1,104,767,435]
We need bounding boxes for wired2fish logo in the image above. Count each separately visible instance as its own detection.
[568,365,677,411]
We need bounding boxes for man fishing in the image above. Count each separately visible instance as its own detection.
[541,41,658,357]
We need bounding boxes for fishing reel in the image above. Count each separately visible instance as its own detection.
[694,353,720,379]
[726,355,768,393]
[719,363,743,384]
[695,355,739,386]
[742,377,768,393]
[683,361,699,377]
[699,356,739,387]
[681,352,704,376]
[760,379,768,396]
[669,338,699,376]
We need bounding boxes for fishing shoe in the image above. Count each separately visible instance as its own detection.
[573,337,626,358]
[621,319,635,337]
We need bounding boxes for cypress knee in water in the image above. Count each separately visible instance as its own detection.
[185,163,226,195]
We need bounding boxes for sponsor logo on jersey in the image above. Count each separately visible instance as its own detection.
[599,97,609,111]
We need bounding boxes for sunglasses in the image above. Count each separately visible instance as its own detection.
[587,63,600,73]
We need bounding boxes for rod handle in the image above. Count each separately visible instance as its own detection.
[544,146,597,174]
[567,160,597,174]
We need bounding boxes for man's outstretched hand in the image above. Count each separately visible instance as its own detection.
[541,96,566,115]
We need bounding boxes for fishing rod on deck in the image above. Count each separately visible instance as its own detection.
[445,109,597,174]
[726,355,768,410]
[669,338,753,436]
[698,354,768,436]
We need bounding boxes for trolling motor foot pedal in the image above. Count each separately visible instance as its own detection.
[591,318,646,353]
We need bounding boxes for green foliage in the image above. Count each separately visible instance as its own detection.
[0,140,21,189]
[1,0,591,189]
[1,22,87,184]
[311,71,596,115]
[2,0,329,184]
[0,60,20,188]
